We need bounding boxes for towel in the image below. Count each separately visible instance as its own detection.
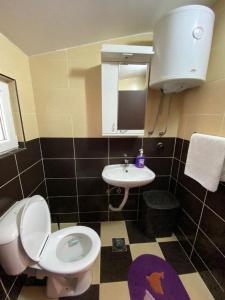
[184,133,225,192]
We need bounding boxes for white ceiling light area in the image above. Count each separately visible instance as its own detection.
[0,0,216,55]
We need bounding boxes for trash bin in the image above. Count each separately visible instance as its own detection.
[139,190,180,238]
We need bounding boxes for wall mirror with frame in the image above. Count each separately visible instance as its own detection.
[101,44,153,136]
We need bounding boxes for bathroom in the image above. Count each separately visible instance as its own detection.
[0,0,224,299]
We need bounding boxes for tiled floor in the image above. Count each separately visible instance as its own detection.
[18,221,214,300]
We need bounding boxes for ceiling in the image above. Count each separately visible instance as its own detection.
[0,0,216,56]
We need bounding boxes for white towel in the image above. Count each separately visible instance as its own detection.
[184,133,225,192]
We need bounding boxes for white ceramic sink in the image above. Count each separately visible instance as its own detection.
[102,164,155,188]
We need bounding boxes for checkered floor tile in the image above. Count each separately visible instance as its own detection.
[18,221,214,300]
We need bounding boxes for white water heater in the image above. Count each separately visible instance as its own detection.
[150,5,215,94]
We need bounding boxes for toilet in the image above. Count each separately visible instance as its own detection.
[0,195,101,298]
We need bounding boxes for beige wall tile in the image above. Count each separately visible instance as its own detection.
[0,34,39,141]
[30,32,180,138]
[16,83,36,114]
[37,114,73,137]
[218,114,225,138]
[145,90,182,137]
[30,50,68,88]
[33,88,74,115]
[178,113,223,140]
[212,7,225,49]
[12,112,25,142]
[100,281,130,300]
[107,32,153,46]
[67,43,101,64]
[22,113,39,140]
[213,0,225,18]
[207,44,225,82]
[207,2,225,83]
[181,79,225,115]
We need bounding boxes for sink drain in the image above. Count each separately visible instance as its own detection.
[112,238,127,252]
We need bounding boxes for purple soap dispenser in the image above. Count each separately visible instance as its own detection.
[135,149,145,168]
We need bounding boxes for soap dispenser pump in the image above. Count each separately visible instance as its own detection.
[135,149,145,168]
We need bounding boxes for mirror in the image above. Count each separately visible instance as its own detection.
[117,64,148,131]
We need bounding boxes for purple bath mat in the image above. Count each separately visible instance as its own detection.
[128,254,190,300]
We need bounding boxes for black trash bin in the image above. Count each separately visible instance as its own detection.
[139,190,180,238]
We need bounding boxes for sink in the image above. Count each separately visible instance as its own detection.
[102,164,155,188]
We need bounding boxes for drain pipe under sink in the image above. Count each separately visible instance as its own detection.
[109,188,129,211]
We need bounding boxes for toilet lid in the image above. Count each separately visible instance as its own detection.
[20,195,51,262]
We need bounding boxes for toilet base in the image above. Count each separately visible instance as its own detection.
[46,270,92,298]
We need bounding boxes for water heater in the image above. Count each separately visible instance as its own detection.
[150,5,215,94]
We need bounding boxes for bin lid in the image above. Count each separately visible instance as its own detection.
[143,190,180,209]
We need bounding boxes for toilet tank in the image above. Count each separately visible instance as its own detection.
[0,199,30,275]
[150,5,215,93]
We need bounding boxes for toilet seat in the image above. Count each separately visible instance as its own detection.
[20,195,101,275]
[39,226,100,275]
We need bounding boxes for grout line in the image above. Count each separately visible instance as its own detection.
[46,177,77,180]
[79,209,137,214]
[190,190,208,258]
[73,138,80,223]
[43,157,76,160]
[65,48,70,89]
[175,232,225,297]
[27,179,45,197]
[177,225,193,249]
[107,138,110,221]
[170,175,177,182]
[204,203,225,224]
[174,157,180,163]
[38,138,49,199]
[198,227,225,259]
[0,279,9,300]
[42,156,173,160]
[5,275,18,299]
[14,154,24,198]
[48,195,79,198]
[174,139,184,195]
[136,187,141,221]
[0,173,20,190]
[51,209,138,215]
[191,246,225,292]
[178,179,205,204]
[170,160,225,223]
[45,174,173,180]
[168,138,176,192]
[179,207,225,260]
[176,236,198,273]
[107,137,110,165]
[19,159,42,176]
[176,225,222,292]
[181,208,199,227]
[49,194,117,197]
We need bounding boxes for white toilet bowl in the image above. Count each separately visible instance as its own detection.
[0,195,101,298]
[38,226,100,297]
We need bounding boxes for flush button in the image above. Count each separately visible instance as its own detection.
[192,26,204,40]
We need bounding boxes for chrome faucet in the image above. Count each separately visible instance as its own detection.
[123,153,129,169]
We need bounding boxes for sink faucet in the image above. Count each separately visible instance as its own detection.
[123,153,129,170]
